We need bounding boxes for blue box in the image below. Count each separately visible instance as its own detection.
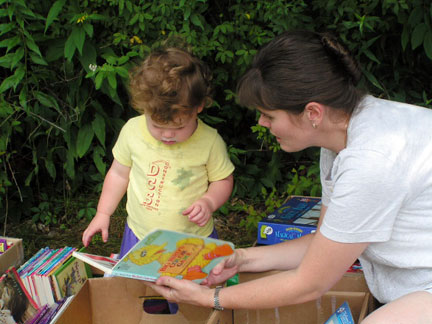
[257,196,321,245]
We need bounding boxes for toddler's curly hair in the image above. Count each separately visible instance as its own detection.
[129,47,213,124]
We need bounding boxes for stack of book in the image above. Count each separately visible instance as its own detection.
[17,246,91,308]
[0,267,74,324]
[0,246,92,324]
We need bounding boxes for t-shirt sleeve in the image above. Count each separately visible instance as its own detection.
[112,121,132,167]
[320,149,408,243]
[206,133,235,182]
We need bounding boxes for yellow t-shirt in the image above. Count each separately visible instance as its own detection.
[112,115,235,239]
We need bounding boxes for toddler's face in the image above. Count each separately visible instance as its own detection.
[146,109,200,145]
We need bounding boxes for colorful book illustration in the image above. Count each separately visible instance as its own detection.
[73,229,235,283]
[257,196,322,244]
[16,246,86,308]
[324,301,355,324]
[51,251,92,300]
[0,267,40,324]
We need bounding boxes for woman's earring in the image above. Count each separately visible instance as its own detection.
[312,123,317,129]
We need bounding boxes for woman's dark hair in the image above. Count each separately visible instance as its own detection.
[237,30,366,115]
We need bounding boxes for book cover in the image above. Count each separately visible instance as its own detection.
[0,238,8,254]
[73,229,235,283]
[324,301,355,324]
[258,196,322,244]
[0,268,40,324]
[51,249,92,300]
[39,247,76,305]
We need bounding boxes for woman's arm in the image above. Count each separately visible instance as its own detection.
[149,204,368,310]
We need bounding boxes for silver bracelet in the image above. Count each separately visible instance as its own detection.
[213,286,224,311]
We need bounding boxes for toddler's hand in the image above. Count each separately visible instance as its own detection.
[183,198,213,227]
[82,212,111,247]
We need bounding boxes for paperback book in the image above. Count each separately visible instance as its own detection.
[73,229,235,283]
[0,267,40,324]
[324,301,355,324]
[17,246,90,308]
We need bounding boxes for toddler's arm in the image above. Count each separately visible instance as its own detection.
[183,174,234,227]
[82,159,130,246]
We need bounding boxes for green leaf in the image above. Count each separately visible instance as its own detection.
[118,55,129,65]
[0,66,24,93]
[190,14,204,30]
[34,91,59,110]
[0,36,21,52]
[93,145,106,175]
[64,34,76,61]
[45,157,56,180]
[92,113,106,148]
[45,0,66,33]
[11,47,24,69]
[424,31,432,60]
[65,150,75,178]
[0,23,14,36]
[362,69,384,91]
[408,7,423,27]
[115,66,129,78]
[107,72,117,89]
[19,87,27,109]
[71,26,85,55]
[95,71,105,89]
[25,34,42,57]
[83,23,93,37]
[78,40,97,72]
[76,124,94,158]
[362,49,380,64]
[411,23,427,50]
[0,53,13,68]
[29,52,48,66]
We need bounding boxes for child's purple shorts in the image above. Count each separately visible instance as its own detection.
[119,222,219,258]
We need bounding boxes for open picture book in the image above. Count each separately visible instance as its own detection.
[73,229,235,283]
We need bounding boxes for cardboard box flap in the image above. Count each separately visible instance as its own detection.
[235,271,371,323]
[234,291,368,324]
[56,277,230,324]
[0,237,24,275]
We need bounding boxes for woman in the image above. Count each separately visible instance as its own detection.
[148,30,432,323]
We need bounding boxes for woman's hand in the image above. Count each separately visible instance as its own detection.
[146,276,213,307]
[201,248,243,287]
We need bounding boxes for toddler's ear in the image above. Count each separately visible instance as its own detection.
[197,103,205,113]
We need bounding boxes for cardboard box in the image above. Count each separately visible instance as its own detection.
[0,236,24,275]
[55,276,232,324]
[234,271,371,323]
[257,196,321,245]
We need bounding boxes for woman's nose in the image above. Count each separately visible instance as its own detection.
[258,115,269,128]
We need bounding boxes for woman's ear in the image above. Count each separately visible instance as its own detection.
[304,102,325,126]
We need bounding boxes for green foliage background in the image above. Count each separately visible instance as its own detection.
[1,0,432,231]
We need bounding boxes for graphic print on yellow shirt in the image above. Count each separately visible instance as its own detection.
[112,115,235,239]
[142,160,170,212]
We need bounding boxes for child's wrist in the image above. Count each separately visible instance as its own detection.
[201,196,216,212]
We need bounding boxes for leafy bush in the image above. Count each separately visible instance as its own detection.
[1,0,431,233]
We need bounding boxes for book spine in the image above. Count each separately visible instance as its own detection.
[112,270,156,282]
[8,267,39,309]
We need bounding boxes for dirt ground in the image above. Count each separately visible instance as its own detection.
[3,205,256,261]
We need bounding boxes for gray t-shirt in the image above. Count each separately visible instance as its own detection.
[320,95,432,303]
